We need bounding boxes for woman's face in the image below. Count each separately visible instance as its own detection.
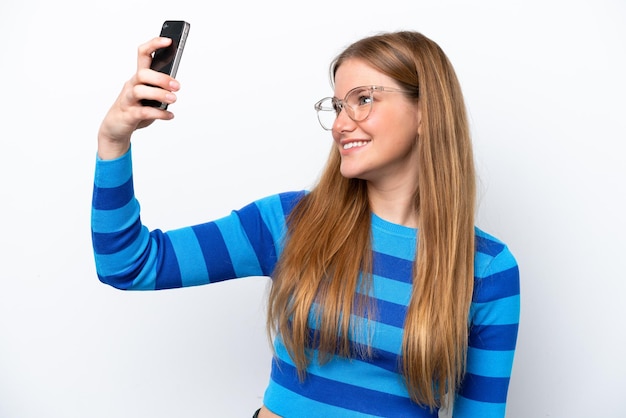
[332,59,422,189]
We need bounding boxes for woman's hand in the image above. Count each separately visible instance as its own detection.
[97,37,181,160]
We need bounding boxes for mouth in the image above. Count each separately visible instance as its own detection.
[341,140,371,150]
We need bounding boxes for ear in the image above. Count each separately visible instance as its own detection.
[416,101,423,137]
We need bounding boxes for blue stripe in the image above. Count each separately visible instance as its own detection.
[371,215,417,259]
[270,358,434,417]
[167,227,210,286]
[263,381,364,418]
[476,247,518,273]
[191,222,236,282]
[91,199,140,234]
[94,226,152,287]
[279,190,306,215]
[469,324,519,351]
[97,271,137,290]
[466,347,516,378]
[473,266,520,303]
[475,234,505,257]
[214,216,263,277]
[299,327,402,374]
[371,274,412,306]
[254,194,291,256]
[274,330,401,378]
[154,232,182,290]
[303,318,403,367]
[471,295,520,326]
[453,395,507,417]
[92,178,134,211]
[91,218,142,255]
[236,202,277,276]
[352,343,401,374]
[94,150,133,188]
[370,297,407,328]
[96,242,153,290]
[458,373,510,403]
[372,252,413,284]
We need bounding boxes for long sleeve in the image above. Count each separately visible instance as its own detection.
[453,230,521,417]
[91,151,521,416]
[90,148,304,290]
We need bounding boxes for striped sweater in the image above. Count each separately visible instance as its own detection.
[91,149,520,417]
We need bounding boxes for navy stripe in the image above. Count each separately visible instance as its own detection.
[458,373,510,403]
[476,235,505,257]
[279,191,305,216]
[469,324,519,351]
[271,358,434,417]
[154,232,183,290]
[350,342,401,373]
[372,252,413,284]
[236,202,277,276]
[97,271,136,290]
[370,297,407,328]
[92,177,134,211]
[91,219,143,255]
[192,222,236,282]
[473,266,520,303]
[304,327,402,374]
[97,243,153,289]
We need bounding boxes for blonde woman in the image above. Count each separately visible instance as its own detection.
[92,30,520,417]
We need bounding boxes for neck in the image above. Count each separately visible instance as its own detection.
[367,182,419,228]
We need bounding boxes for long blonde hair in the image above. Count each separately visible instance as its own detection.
[267,31,476,410]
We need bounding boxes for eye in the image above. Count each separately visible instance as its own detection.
[356,94,372,106]
[347,88,373,108]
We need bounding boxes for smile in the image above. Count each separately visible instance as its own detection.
[343,140,370,150]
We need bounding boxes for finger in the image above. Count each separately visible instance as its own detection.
[133,82,178,107]
[133,102,175,128]
[137,37,172,70]
[135,67,181,92]
[136,109,174,129]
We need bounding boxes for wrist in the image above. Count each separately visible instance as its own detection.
[97,135,131,160]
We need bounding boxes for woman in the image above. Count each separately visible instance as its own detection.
[92,30,520,417]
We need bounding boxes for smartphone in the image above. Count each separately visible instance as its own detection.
[141,20,191,109]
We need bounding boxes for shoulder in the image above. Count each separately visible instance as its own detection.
[233,191,309,232]
[473,227,520,303]
[474,227,518,273]
[247,190,308,217]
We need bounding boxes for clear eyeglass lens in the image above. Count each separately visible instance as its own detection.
[345,87,373,121]
[316,98,338,130]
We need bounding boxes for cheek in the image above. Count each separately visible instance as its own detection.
[384,119,419,151]
[374,107,410,132]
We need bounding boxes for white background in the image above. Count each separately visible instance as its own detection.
[1,0,624,417]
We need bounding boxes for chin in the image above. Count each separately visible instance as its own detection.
[339,168,358,179]
[340,170,368,181]
[340,162,373,181]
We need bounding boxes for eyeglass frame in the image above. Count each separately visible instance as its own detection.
[313,85,418,131]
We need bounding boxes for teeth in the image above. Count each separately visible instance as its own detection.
[343,141,369,150]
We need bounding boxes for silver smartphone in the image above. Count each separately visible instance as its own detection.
[141,20,191,109]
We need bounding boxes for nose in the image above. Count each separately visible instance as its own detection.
[332,107,356,132]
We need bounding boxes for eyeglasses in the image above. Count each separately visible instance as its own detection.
[314,85,415,131]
